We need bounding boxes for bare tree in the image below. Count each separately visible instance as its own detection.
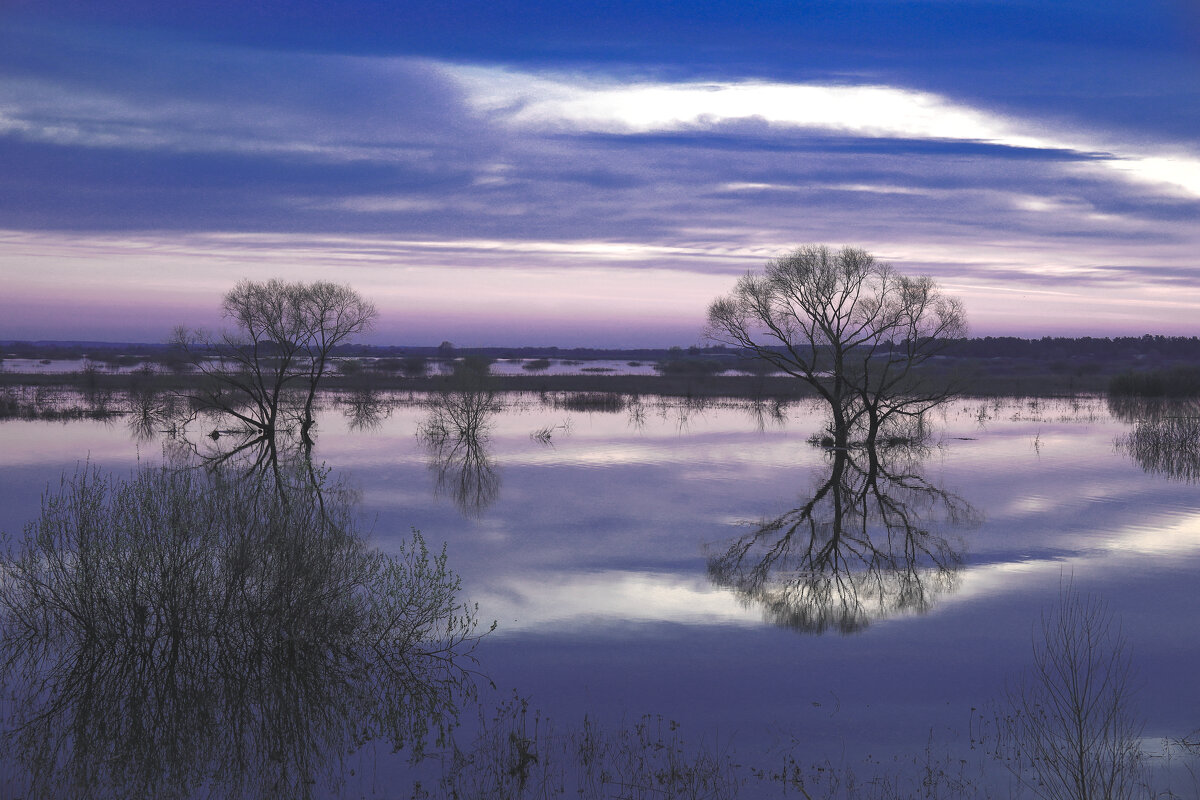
[0,459,487,798]
[173,280,376,441]
[296,282,378,443]
[1000,581,1145,800]
[172,279,307,437]
[705,245,965,448]
[848,273,967,447]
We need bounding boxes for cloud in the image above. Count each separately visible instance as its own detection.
[0,26,491,164]
[1,19,1198,342]
[444,66,1200,198]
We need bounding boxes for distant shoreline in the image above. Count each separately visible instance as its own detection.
[5,334,1200,400]
[0,363,1135,399]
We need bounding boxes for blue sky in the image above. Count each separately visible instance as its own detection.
[1,1,1198,345]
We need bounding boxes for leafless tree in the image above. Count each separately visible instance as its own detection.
[172,279,376,442]
[1000,581,1145,800]
[0,459,487,798]
[705,245,965,448]
[296,282,378,443]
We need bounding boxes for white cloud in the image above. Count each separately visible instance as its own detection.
[445,66,1200,198]
[451,68,1038,143]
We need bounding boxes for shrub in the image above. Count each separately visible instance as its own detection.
[653,358,728,376]
[553,392,626,412]
[0,460,488,797]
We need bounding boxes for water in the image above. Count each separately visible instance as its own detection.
[1,392,1198,796]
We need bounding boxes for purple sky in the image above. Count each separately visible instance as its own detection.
[1,1,1198,346]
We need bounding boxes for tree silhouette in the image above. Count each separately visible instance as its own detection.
[172,279,376,443]
[706,245,965,448]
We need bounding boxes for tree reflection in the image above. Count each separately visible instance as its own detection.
[124,385,185,443]
[338,386,393,431]
[745,397,788,432]
[1110,397,1200,483]
[707,445,974,634]
[418,389,501,517]
[0,459,488,799]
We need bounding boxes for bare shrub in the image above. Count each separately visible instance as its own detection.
[0,460,487,798]
[418,390,501,516]
[998,581,1145,800]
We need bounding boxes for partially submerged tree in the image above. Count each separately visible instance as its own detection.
[295,282,378,442]
[706,245,965,447]
[174,279,377,442]
[418,386,501,517]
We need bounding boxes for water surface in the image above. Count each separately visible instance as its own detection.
[1,393,1197,794]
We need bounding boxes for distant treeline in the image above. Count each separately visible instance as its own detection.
[940,335,1200,361]
[4,335,1200,364]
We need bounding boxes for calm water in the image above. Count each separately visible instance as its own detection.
[1,393,1197,795]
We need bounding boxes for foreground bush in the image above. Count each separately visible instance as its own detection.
[0,460,487,799]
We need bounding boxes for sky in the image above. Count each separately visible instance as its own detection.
[1,1,1198,347]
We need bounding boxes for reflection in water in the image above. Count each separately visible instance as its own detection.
[0,459,487,799]
[163,408,326,487]
[708,445,974,634]
[745,397,788,431]
[165,425,292,483]
[338,386,394,431]
[418,390,501,517]
[125,386,179,442]
[626,395,647,429]
[1111,397,1200,483]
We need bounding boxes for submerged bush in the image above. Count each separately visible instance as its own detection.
[433,695,743,800]
[551,392,626,412]
[0,460,488,799]
[1117,413,1200,482]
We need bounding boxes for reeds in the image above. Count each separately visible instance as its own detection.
[1109,366,1200,398]
[549,391,626,412]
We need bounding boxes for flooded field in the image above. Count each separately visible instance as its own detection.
[1,392,1197,797]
